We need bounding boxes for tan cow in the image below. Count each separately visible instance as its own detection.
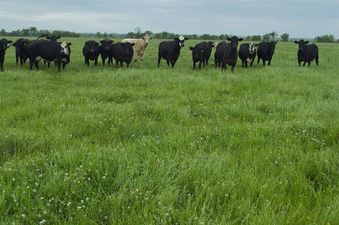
[122,34,152,61]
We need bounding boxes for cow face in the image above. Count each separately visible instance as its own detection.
[121,42,135,56]
[0,39,13,51]
[174,35,189,47]
[100,39,114,52]
[294,40,309,52]
[269,41,277,54]
[189,46,204,62]
[85,41,99,53]
[227,36,243,50]
[249,42,257,54]
[60,42,72,56]
[46,35,61,42]
[142,34,152,46]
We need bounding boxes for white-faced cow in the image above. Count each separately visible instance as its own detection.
[158,36,188,68]
[0,38,13,71]
[257,41,277,66]
[25,40,72,71]
[239,42,258,67]
[214,36,243,72]
[189,41,215,69]
[122,34,152,61]
[294,40,319,67]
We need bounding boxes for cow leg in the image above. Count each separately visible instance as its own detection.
[268,58,272,66]
[47,62,51,68]
[0,63,3,71]
[198,60,202,69]
[250,59,254,67]
[193,62,196,70]
[303,61,306,67]
[166,59,170,67]
[85,58,89,66]
[29,59,34,70]
[232,62,237,72]
[56,62,61,72]
[298,60,301,67]
[102,57,106,67]
[257,58,260,65]
[35,61,39,70]
[16,55,19,65]
[263,60,266,67]
[308,61,311,67]
[94,58,98,66]
[315,56,319,66]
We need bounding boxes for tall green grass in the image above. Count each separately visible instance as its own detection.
[0,38,338,224]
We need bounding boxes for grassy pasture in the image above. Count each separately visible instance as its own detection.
[0,37,339,225]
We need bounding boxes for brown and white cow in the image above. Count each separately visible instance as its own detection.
[122,34,152,61]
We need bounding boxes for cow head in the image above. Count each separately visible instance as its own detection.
[174,35,189,47]
[249,42,258,54]
[0,39,13,51]
[189,46,204,62]
[100,39,114,52]
[46,35,61,42]
[142,34,152,47]
[85,41,100,53]
[294,40,309,52]
[269,41,277,54]
[227,36,243,50]
[59,42,72,56]
[120,42,135,56]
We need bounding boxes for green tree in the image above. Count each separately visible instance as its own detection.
[280,33,289,42]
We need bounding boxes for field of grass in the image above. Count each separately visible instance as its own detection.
[0,37,338,225]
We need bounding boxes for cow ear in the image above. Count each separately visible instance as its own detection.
[185,37,189,40]
[227,37,231,41]
[13,42,17,46]
[130,43,135,46]
[189,47,194,51]
[56,36,61,40]
[100,40,104,43]
[67,42,72,46]
[294,41,299,44]
[238,38,243,41]
[8,40,13,44]
[305,41,309,44]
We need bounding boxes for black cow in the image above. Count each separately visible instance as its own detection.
[294,40,319,66]
[38,34,61,42]
[13,38,30,66]
[257,41,277,66]
[214,36,243,72]
[239,43,258,67]
[189,41,215,69]
[99,39,114,66]
[112,42,135,67]
[83,41,100,66]
[25,40,72,71]
[158,36,188,68]
[0,38,13,71]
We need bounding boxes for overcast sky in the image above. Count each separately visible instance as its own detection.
[0,0,338,38]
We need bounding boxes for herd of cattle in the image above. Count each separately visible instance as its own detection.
[0,34,319,72]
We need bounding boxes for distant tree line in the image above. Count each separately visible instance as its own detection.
[1,27,338,43]
[0,27,80,37]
